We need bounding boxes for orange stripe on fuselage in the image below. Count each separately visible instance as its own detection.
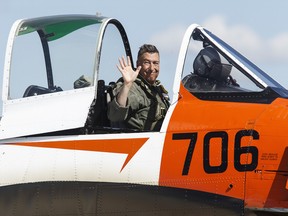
[10,138,148,172]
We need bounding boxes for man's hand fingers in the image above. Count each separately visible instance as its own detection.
[135,66,141,74]
[127,56,131,66]
[118,56,125,69]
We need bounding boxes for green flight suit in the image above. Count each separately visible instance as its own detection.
[107,75,170,131]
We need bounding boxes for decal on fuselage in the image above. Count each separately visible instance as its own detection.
[172,129,259,175]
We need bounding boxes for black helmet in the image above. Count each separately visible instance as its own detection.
[193,47,231,81]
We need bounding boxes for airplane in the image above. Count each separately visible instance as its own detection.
[0,14,287,216]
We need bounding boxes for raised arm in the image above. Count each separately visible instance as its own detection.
[116,56,141,107]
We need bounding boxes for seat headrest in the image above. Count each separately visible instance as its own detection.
[193,47,232,82]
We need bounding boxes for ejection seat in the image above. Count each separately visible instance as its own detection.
[183,46,232,92]
[84,80,115,134]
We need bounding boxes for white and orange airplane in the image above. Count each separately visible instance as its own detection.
[0,14,287,215]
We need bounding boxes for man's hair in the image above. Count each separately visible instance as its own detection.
[137,44,159,60]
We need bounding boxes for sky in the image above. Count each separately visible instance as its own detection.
[1,0,288,113]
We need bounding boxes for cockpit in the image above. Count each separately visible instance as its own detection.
[0,15,135,139]
[178,27,288,103]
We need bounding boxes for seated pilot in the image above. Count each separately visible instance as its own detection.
[182,46,233,92]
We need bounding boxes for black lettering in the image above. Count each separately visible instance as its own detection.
[173,129,259,176]
[173,133,197,175]
[234,130,259,172]
[203,131,228,174]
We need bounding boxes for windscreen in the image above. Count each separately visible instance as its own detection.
[203,29,285,89]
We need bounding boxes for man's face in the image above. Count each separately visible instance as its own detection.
[137,52,160,85]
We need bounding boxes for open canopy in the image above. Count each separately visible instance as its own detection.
[18,15,104,41]
[0,14,133,139]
